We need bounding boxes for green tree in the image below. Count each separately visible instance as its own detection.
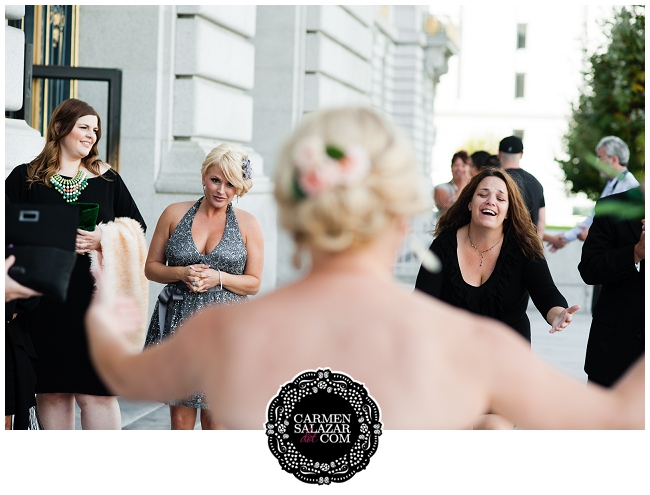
[557,6,645,199]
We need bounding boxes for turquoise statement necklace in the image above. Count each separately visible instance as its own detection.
[51,168,88,203]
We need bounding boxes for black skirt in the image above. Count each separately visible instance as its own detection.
[5,314,37,428]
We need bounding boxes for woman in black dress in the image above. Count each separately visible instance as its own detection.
[415,167,579,429]
[5,98,146,429]
[5,255,40,430]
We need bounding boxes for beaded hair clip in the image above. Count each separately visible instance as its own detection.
[291,137,371,199]
[242,157,253,180]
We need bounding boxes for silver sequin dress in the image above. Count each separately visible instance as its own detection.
[144,198,248,408]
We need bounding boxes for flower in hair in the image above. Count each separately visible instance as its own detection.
[292,137,371,198]
[242,157,253,180]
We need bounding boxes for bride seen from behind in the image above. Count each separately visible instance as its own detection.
[86,107,644,430]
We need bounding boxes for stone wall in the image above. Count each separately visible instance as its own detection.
[5,5,43,177]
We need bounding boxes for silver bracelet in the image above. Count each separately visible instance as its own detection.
[218,268,223,290]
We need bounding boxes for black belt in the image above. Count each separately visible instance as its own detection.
[157,281,221,340]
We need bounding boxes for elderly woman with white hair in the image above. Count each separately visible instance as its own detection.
[86,108,644,430]
[143,143,264,429]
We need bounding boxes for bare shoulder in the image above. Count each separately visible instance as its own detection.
[408,289,492,358]
[99,162,112,175]
[232,207,262,233]
[84,161,111,178]
[157,201,196,230]
[162,201,195,219]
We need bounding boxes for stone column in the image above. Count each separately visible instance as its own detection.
[390,7,460,284]
[252,5,376,286]
[78,6,276,314]
[5,5,43,177]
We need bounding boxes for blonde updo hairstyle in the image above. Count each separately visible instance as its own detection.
[275,107,430,258]
[201,143,253,197]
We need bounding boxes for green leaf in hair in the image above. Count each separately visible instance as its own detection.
[291,174,307,200]
[325,145,345,160]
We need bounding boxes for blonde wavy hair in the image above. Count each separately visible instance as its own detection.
[27,98,108,187]
[201,143,253,197]
[275,107,430,258]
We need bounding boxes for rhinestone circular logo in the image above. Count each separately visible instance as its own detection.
[265,368,382,485]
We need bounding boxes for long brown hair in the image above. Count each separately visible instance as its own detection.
[435,167,544,260]
[26,98,110,187]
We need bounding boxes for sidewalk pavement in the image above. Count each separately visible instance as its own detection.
[74,308,592,430]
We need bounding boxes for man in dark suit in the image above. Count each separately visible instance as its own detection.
[578,187,645,387]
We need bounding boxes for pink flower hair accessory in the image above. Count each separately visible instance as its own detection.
[291,137,371,199]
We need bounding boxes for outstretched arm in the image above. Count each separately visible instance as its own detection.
[483,323,644,429]
[85,264,203,402]
[546,305,580,333]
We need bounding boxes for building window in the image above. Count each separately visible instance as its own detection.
[515,73,525,98]
[517,24,526,49]
[513,130,525,141]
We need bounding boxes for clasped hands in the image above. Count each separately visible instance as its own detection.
[181,264,221,292]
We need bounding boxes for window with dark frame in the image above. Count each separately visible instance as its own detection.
[515,73,525,98]
[517,23,527,49]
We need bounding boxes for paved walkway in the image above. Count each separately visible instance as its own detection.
[74,308,592,430]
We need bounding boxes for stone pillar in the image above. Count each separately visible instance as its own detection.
[370,8,398,114]
[252,5,377,286]
[5,5,43,177]
[249,6,308,287]
[78,6,275,315]
[303,5,374,111]
[390,7,461,284]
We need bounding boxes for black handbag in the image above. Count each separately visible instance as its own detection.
[6,204,80,302]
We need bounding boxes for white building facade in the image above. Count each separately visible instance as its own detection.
[429,5,615,227]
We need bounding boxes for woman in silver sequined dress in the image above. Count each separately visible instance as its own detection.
[143,143,263,429]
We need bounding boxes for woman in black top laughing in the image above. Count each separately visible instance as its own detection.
[415,168,579,429]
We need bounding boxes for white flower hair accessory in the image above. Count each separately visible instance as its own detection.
[291,136,372,198]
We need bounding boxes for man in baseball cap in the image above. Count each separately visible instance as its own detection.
[498,135,546,238]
